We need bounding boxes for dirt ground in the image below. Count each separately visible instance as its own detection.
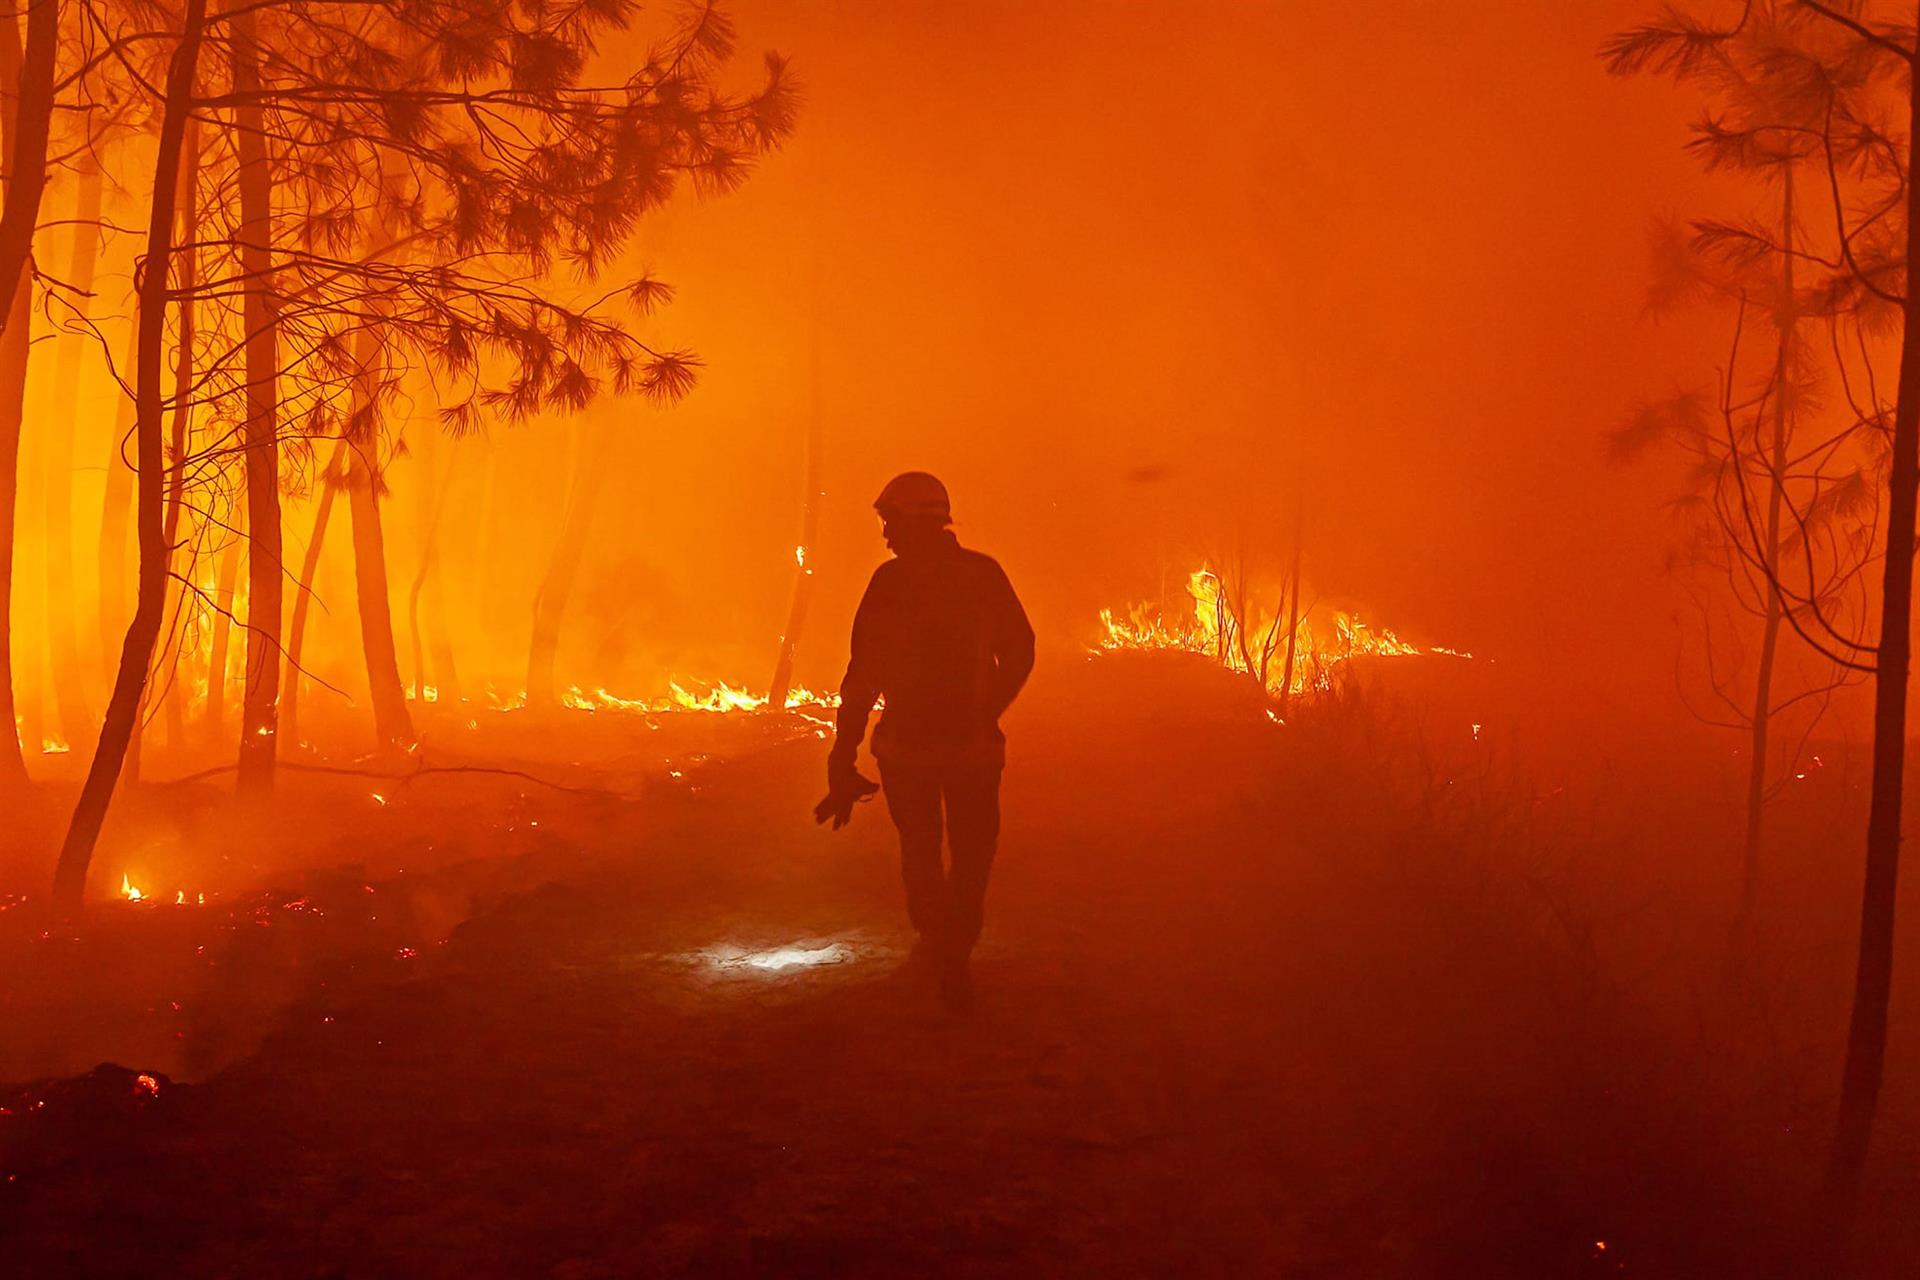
[1,657,1915,1278]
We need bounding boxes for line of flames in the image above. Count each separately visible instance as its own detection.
[1097,567,1467,698]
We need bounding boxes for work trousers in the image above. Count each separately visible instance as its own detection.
[878,749,1004,959]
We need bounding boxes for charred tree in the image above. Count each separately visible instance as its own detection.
[1791,0,1920,1210]
[345,334,412,748]
[97,321,137,685]
[281,437,346,748]
[202,518,241,740]
[0,0,56,334]
[0,0,46,786]
[53,0,208,911]
[229,3,282,794]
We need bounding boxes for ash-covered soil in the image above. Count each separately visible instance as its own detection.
[1,657,1915,1278]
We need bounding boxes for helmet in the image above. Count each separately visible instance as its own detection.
[873,471,951,524]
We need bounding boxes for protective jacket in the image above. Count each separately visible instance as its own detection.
[833,530,1035,763]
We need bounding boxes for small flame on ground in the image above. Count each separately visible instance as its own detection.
[121,874,143,903]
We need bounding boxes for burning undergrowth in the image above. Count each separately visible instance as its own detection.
[1096,566,1471,705]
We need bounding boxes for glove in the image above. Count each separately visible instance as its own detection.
[814,751,880,830]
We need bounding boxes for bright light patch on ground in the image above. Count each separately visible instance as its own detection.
[698,942,855,973]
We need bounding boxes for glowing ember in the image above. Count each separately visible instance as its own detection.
[133,1073,160,1098]
[1097,566,1466,698]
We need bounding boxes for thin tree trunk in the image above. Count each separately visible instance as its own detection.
[338,326,412,746]
[0,0,56,332]
[230,3,280,793]
[1832,20,1920,1200]
[768,375,822,708]
[1742,166,1795,924]
[203,521,240,739]
[282,437,346,748]
[98,321,137,685]
[53,0,208,911]
[348,441,413,747]
[142,117,201,776]
[43,157,103,745]
[526,420,611,707]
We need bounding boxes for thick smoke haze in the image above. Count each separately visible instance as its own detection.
[563,0,1732,719]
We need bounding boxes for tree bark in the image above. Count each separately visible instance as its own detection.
[203,520,241,739]
[0,0,56,334]
[53,0,207,911]
[342,330,412,747]
[282,437,346,749]
[97,321,138,685]
[0,5,36,787]
[143,117,201,775]
[43,157,104,747]
[1832,16,1920,1199]
[230,3,281,794]
[526,419,610,707]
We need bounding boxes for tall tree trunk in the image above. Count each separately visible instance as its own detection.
[141,117,201,777]
[43,157,104,746]
[230,3,280,793]
[202,521,240,739]
[0,6,39,788]
[281,437,346,748]
[341,328,411,747]
[1742,166,1795,925]
[768,359,822,709]
[53,0,208,911]
[348,442,413,747]
[97,321,137,686]
[526,419,610,707]
[1832,25,1920,1200]
[0,0,56,330]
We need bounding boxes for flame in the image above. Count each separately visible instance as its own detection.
[40,734,69,755]
[1098,566,1465,698]
[121,874,144,903]
[556,681,839,716]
